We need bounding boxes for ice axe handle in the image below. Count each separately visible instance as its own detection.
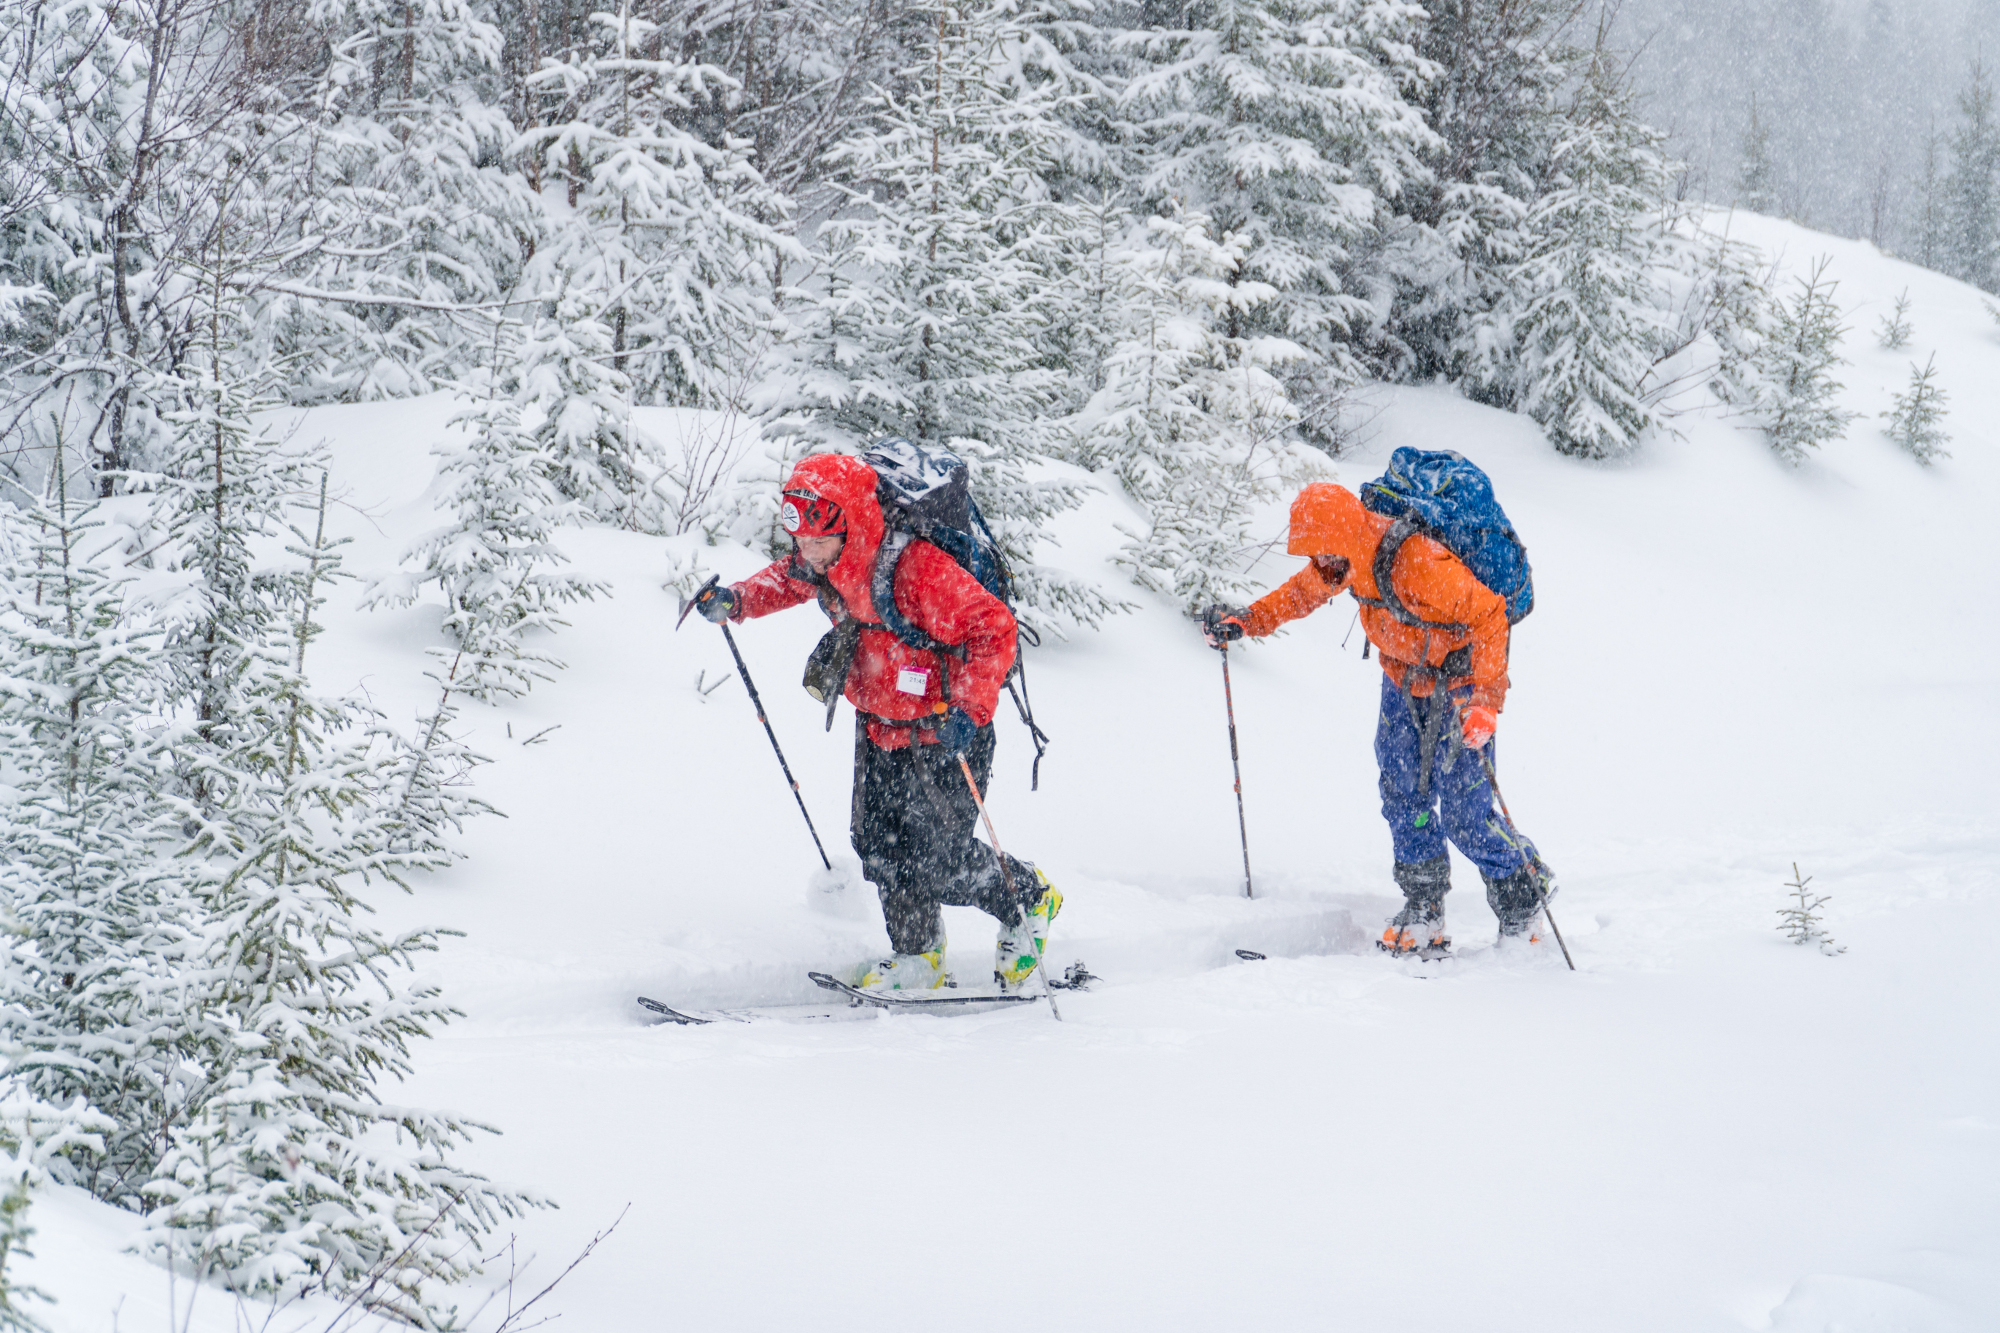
[676,574,721,631]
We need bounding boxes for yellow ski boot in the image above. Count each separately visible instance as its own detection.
[995,869,1062,991]
[854,944,948,992]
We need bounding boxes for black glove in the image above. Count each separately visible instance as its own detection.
[934,707,978,757]
[1201,604,1248,648]
[693,584,739,624]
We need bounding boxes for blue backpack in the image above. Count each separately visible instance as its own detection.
[1358,447,1534,626]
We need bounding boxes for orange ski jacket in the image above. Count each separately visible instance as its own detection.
[1241,483,1511,712]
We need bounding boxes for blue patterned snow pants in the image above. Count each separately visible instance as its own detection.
[1374,674,1530,881]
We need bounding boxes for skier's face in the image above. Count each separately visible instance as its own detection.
[1312,553,1351,581]
[796,532,845,574]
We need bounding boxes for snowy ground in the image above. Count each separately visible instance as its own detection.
[17,214,2000,1331]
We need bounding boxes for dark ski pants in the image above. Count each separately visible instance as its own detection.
[1375,674,1530,884]
[851,720,1037,955]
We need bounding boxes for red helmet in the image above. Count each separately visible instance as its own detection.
[781,487,846,537]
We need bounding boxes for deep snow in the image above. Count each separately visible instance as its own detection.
[15,213,2000,1332]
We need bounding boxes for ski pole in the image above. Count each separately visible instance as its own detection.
[1475,748,1574,972]
[1219,643,1254,899]
[958,756,1061,1022]
[680,576,832,871]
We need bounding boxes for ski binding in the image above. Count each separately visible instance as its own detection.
[1047,960,1099,991]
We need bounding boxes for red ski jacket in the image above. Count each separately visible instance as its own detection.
[728,453,1018,751]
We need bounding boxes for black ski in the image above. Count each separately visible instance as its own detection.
[808,971,1041,1010]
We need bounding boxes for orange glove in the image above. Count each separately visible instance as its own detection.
[1460,706,1497,749]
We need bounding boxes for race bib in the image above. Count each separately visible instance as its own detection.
[896,667,929,696]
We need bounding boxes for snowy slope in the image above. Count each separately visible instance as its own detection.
[18,216,2000,1333]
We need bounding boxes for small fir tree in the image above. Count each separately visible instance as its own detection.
[0,1171,42,1333]
[1881,355,1950,464]
[378,387,605,702]
[148,289,312,814]
[1717,257,1858,465]
[1776,863,1844,955]
[375,651,497,859]
[1875,289,1913,349]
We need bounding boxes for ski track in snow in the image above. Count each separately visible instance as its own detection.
[19,215,2000,1332]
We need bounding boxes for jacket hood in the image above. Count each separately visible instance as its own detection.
[1286,483,1386,565]
[782,453,886,617]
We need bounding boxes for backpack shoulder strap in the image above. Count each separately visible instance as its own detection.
[869,530,959,656]
[1352,517,1470,636]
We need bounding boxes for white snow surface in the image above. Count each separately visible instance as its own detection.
[18,215,2000,1331]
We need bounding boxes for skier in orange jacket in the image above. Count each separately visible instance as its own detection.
[1203,482,1550,955]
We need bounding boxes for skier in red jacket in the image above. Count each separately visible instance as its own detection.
[688,452,1060,992]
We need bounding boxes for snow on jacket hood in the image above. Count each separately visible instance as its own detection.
[781,453,888,621]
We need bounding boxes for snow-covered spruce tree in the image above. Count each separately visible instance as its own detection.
[514,0,797,530]
[0,458,189,1207]
[1942,61,2000,293]
[1881,355,1950,464]
[1716,256,1857,465]
[267,0,538,402]
[142,468,531,1324]
[381,377,605,702]
[1116,0,1435,396]
[148,304,312,812]
[1737,91,1779,214]
[1077,203,1314,613]
[1376,0,1576,386]
[761,0,1114,632]
[1497,39,1670,458]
